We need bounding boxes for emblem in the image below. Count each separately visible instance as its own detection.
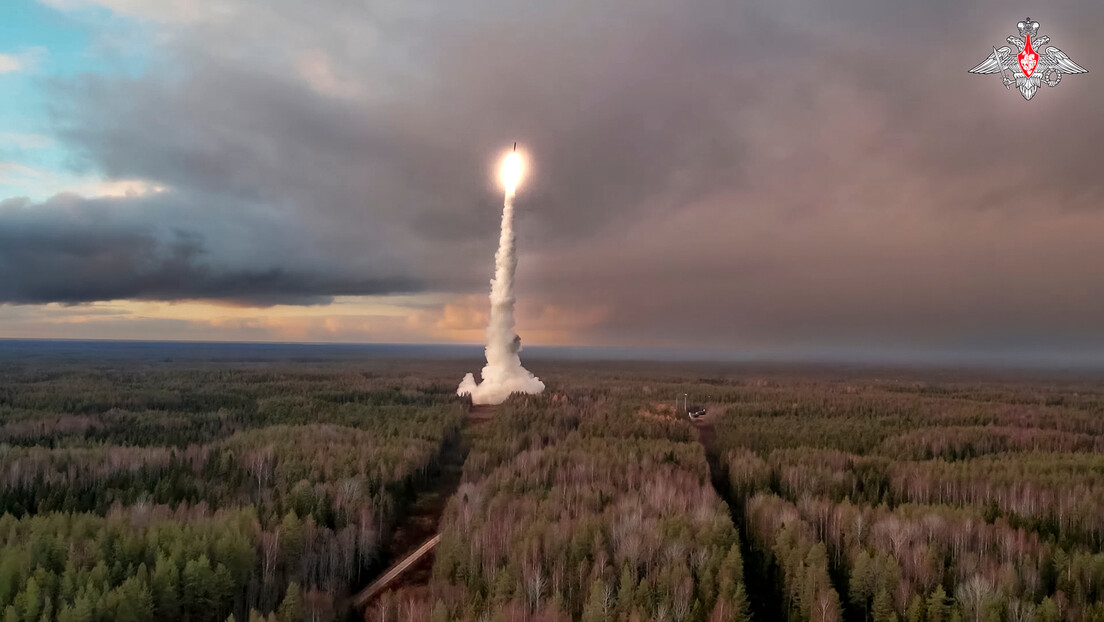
[969,18,1087,101]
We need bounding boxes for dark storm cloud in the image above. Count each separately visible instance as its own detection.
[0,195,419,305]
[7,0,1104,355]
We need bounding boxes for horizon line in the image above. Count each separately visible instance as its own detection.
[2,336,1104,370]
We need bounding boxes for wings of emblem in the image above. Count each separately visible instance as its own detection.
[969,18,1088,101]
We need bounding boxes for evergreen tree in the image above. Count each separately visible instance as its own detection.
[581,578,607,622]
[279,512,303,571]
[492,567,514,604]
[719,543,745,599]
[731,584,752,622]
[182,556,217,621]
[151,555,180,620]
[36,596,52,622]
[907,594,925,622]
[850,550,874,616]
[617,564,636,615]
[56,596,92,622]
[431,600,449,622]
[872,589,898,622]
[926,586,948,622]
[0,557,19,610]
[1036,598,1060,622]
[276,582,303,622]
[15,576,41,622]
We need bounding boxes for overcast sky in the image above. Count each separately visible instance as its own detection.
[1,0,1103,362]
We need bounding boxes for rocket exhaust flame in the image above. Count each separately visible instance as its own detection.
[499,150,524,197]
[457,147,545,405]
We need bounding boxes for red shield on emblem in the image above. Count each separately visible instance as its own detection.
[1019,34,1038,77]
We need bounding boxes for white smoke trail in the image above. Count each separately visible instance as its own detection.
[457,157,545,405]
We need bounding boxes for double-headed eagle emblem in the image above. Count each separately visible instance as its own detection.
[969,18,1087,100]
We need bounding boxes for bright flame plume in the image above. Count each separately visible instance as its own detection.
[499,151,525,195]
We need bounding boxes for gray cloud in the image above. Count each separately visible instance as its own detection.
[0,194,419,305]
[5,0,1104,355]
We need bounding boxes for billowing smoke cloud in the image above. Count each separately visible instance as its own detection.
[458,153,545,405]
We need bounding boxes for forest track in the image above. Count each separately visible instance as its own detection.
[353,436,464,610]
[353,403,495,611]
[351,534,440,607]
[693,414,786,622]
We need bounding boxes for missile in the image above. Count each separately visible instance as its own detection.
[513,142,516,151]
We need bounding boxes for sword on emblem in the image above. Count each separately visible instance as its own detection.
[993,46,1012,89]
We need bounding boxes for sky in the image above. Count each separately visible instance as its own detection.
[1,0,1104,363]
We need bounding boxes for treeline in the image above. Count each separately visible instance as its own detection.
[6,357,1104,620]
[376,397,753,621]
[0,507,366,622]
[709,373,1104,622]
[0,362,467,621]
[726,446,1104,546]
[0,422,457,528]
[0,367,462,448]
[1,509,259,622]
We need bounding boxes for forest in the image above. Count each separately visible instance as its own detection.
[1,345,1103,621]
[710,376,1104,622]
[0,352,464,621]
